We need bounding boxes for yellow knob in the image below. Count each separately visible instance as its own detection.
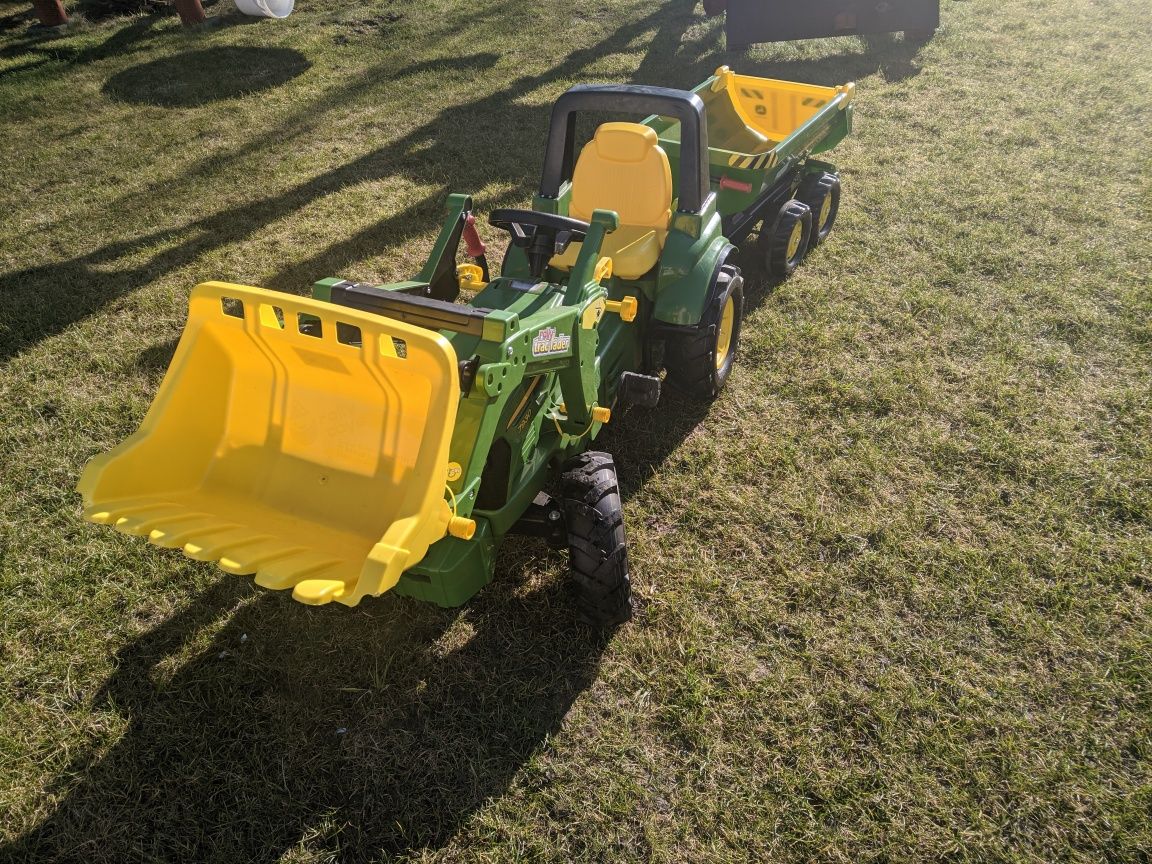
[456,263,486,290]
[605,296,638,323]
[591,406,611,424]
[448,516,476,540]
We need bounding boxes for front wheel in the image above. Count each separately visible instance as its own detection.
[664,263,745,401]
[560,452,632,628]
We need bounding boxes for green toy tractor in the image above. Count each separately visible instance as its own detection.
[78,68,853,626]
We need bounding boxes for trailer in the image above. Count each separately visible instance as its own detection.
[704,0,940,49]
[645,65,854,277]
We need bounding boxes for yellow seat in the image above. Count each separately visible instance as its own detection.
[77,281,462,607]
[551,122,673,280]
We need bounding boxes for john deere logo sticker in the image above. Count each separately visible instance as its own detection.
[532,327,571,357]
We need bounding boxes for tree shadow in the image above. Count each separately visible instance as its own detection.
[102,46,311,107]
[0,7,33,32]
[0,11,160,65]
[2,567,617,862]
[0,1,698,364]
[0,0,890,364]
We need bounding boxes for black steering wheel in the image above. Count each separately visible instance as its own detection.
[489,208,591,279]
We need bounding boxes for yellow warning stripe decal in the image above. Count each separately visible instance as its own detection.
[727,150,779,171]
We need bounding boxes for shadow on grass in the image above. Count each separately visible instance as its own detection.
[731,30,931,85]
[0,1,695,364]
[103,46,312,107]
[602,391,712,508]
[0,7,34,32]
[0,0,917,365]
[2,573,617,861]
[0,11,160,67]
[2,321,718,863]
[0,8,921,360]
[3,354,717,863]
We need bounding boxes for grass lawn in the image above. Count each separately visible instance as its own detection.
[1,0,1150,860]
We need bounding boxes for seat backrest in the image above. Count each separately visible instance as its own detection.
[569,122,673,230]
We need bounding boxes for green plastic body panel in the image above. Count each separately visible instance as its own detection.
[396,519,496,606]
[652,203,731,327]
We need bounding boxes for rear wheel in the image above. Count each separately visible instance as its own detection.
[764,199,812,279]
[798,172,841,248]
[560,452,632,627]
[664,262,745,400]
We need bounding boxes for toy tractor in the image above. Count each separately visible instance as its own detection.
[78,67,853,626]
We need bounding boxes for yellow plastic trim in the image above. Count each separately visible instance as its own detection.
[713,69,849,147]
[605,296,639,323]
[457,263,487,291]
[594,256,613,283]
[550,403,610,440]
[448,516,477,540]
[552,226,665,280]
[582,296,606,330]
[787,220,804,260]
[712,65,734,92]
[77,281,462,607]
[715,294,735,370]
[819,194,833,231]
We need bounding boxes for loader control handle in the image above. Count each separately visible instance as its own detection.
[489,209,590,279]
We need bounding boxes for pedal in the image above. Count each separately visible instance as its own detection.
[618,371,661,409]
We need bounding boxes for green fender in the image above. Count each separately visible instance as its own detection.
[653,207,733,326]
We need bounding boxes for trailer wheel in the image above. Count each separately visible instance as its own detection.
[664,262,745,400]
[798,172,840,247]
[765,199,812,278]
[560,452,632,628]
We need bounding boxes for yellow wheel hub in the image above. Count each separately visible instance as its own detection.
[818,194,832,232]
[786,220,804,261]
[715,294,735,370]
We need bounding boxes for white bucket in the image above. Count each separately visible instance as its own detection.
[234,0,294,18]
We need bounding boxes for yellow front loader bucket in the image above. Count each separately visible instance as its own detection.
[78,282,461,606]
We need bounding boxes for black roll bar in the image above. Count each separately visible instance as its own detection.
[538,84,710,214]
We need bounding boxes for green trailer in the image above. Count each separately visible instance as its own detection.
[647,65,854,278]
[77,67,854,627]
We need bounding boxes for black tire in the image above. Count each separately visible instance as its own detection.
[560,452,632,627]
[664,261,745,400]
[764,199,812,278]
[798,172,841,248]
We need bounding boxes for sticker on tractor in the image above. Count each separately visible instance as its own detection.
[532,327,571,357]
